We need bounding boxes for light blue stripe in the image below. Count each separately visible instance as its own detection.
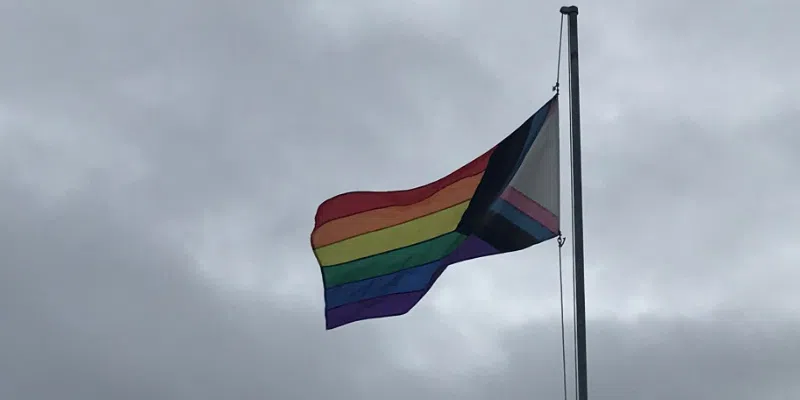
[490,200,556,241]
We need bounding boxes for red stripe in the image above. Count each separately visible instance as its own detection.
[314,148,495,229]
[500,187,558,233]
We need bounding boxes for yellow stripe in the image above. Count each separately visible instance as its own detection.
[315,200,470,266]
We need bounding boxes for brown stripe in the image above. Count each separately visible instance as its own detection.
[312,148,494,228]
[311,173,483,248]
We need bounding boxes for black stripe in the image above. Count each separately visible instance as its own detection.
[473,212,544,253]
[457,97,555,235]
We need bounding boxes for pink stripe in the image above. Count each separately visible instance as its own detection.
[500,187,558,233]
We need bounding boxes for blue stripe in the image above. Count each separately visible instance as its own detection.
[324,260,443,310]
[490,200,556,241]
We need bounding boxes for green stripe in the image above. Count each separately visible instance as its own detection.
[322,231,467,288]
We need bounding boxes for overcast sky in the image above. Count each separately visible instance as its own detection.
[1,0,798,399]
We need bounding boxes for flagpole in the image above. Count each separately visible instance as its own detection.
[560,5,588,400]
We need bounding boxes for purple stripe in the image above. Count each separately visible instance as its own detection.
[325,235,498,329]
[326,291,425,329]
[441,234,499,264]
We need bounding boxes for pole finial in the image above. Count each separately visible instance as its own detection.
[559,5,578,15]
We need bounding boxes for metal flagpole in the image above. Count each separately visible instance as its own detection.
[560,5,588,400]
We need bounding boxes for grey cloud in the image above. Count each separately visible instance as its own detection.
[3,188,797,400]
[481,313,800,400]
[2,0,799,399]
[581,109,800,316]
[0,181,392,399]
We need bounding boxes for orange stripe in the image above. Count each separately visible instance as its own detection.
[313,149,493,228]
[311,173,483,248]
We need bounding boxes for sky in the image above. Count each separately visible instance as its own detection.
[1,0,799,399]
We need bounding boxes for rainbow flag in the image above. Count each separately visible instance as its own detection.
[311,95,560,329]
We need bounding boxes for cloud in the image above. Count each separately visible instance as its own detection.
[1,0,798,398]
[0,180,402,399]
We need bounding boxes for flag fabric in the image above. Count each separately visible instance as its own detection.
[311,95,560,329]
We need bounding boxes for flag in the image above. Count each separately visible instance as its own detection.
[311,95,560,329]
